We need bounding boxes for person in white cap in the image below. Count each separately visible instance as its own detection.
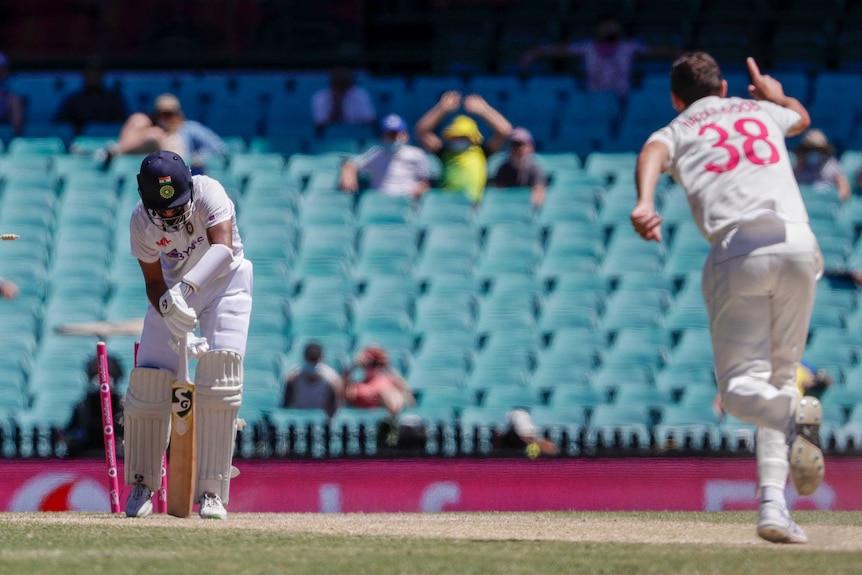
[339,113,430,198]
[490,126,547,207]
[631,52,824,544]
[792,128,851,202]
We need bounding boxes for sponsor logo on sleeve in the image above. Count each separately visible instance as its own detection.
[208,207,230,222]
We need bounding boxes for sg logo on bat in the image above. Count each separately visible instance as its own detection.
[171,384,194,435]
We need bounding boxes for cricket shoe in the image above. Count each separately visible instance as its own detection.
[787,396,825,496]
[757,501,808,544]
[198,492,227,520]
[125,477,153,518]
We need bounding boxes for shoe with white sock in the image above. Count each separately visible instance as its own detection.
[125,476,153,518]
[198,492,227,520]
[787,396,825,496]
[757,501,808,544]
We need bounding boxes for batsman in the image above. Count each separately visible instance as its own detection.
[124,151,252,519]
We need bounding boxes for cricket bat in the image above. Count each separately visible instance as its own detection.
[168,331,197,517]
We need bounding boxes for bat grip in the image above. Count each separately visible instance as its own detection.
[177,331,190,383]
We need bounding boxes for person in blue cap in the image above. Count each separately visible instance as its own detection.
[339,113,431,198]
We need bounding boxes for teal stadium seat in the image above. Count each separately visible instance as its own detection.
[654,401,721,451]
[328,407,389,457]
[584,404,652,453]
[666,328,715,372]
[834,406,862,452]
[355,193,415,227]
[600,328,670,373]
[718,414,756,452]
[415,191,475,227]
[267,408,329,457]
[6,136,66,156]
[480,386,544,409]
[654,365,716,400]
[599,226,666,276]
[229,153,285,181]
[458,406,510,455]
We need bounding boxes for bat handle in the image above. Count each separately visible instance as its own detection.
[177,331,190,383]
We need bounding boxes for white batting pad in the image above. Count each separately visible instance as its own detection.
[194,349,243,503]
[124,367,174,491]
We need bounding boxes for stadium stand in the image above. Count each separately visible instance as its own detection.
[3,13,862,460]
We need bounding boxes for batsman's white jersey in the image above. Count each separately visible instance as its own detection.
[131,175,244,284]
[647,94,823,494]
[131,175,253,370]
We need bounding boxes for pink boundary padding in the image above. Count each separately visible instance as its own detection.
[3,458,861,512]
[134,340,169,514]
[96,341,121,514]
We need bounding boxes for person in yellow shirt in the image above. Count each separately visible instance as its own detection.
[415,91,512,204]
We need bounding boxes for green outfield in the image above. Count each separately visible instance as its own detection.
[1,511,861,575]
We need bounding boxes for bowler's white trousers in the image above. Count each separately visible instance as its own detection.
[702,217,821,492]
[136,258,253,370]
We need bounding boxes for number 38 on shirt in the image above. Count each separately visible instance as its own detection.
[700,118,780,173]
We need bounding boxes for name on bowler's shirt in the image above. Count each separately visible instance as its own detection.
[680,101,762,129]
[165,236,206,260]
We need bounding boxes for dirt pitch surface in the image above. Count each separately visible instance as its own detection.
[6,512,862,551]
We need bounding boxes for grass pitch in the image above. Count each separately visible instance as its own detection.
[1,511,861,575]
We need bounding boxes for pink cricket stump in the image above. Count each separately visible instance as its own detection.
[97,341,121,513]
[135,340,168,513]
[158,453,168,513]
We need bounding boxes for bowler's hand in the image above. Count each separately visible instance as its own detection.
[747,57,785,103]
[631,205,663,242]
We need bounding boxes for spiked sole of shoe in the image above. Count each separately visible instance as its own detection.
[790,397,825,496]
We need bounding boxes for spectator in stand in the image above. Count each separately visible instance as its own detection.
[282,342,344,418]
[519,16,679,103]
[344,345,415,416]
[110,93,226,174]
[0,52,24,137]
[311,66,376,136]
[0,275,19,300]
[52,56,128,136]
[64,353,124,458]
[490,126,548,208]
[339,113,431,198]
[792,128,851,202]
[415,91,512,204]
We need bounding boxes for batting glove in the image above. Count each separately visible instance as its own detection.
[169,334,210,359]
[158,284,197,339]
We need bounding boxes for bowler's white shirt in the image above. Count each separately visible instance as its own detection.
[647,96,808,241]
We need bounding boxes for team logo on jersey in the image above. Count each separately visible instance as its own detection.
[159,185,175,199]
[156,237,171,247]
